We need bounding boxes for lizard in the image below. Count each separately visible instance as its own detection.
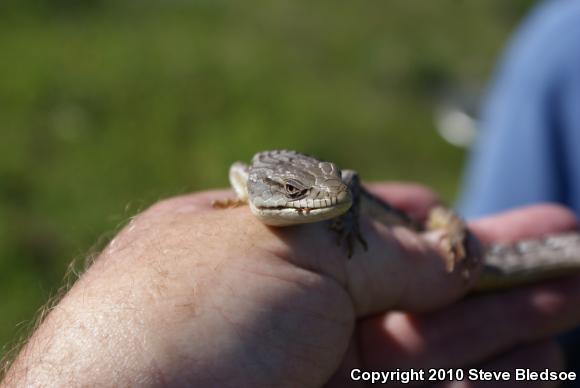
[213,149,580,293]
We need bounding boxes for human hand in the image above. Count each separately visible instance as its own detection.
[4,184,580,387]
[332,184,580,387]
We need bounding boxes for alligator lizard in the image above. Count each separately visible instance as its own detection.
[214,149,580,293]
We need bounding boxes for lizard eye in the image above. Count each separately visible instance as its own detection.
[284,182,306,198]
[285,183,298,194]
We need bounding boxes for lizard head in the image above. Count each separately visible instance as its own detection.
[247,150,352,226]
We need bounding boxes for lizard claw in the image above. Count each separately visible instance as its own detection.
[357,233,368,251]
[331,211,367,258]
[426,206,480,277]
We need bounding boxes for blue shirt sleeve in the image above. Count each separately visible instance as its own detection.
[457,0,580,219]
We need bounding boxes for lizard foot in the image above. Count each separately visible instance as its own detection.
[425,206,480,277]
[330,212,367,258]
[331,168,368,258]
[211,198,246,209]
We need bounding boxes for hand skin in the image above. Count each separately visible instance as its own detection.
[3,183,580,388]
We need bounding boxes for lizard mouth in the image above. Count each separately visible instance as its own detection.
[250,190,352,226]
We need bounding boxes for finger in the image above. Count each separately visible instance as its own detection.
[437,340,564,388]
[470,204,578,244]
[357,275,580,370]
[284,214,479,316]
[365,182,441,222]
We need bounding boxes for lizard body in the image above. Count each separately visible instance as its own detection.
[215,150,580,293]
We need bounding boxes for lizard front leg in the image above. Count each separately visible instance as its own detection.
[335,172,481,274]
[330,169,367,257]
[212,162,250,208]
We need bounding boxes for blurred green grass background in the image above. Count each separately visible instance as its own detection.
[0,0,532,356]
